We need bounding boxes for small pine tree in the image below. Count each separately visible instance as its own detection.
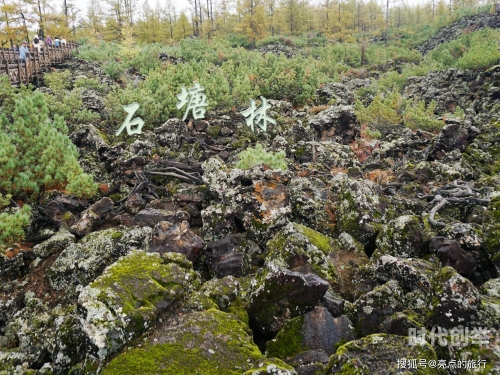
[236,143,288,171]
[0,93,98,248]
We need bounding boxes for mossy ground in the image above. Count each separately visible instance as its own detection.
[101,309,262,375]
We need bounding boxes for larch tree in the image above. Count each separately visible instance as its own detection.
[173,12,192,40]
[236,0,267,46]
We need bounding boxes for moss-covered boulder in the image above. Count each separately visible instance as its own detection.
[427,267,481,328]
[266,306,355,360]
[78,250,199,362]
[266,223,339,286]
[374,215,429,259]
[329,173,388,247]
[347,280,406,337]
[266,223,370,301]
[48,226,151,291]
[101,309,263,375]
[326,334,443,374]
[248,267,329,338]
[188,275,250,324]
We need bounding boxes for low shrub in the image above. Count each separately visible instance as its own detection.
[236,143,288,171]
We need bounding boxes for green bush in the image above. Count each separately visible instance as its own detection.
[403,100,444,132]
[0,93,98,247]
[355,91,403,131]
[74,76,104,91]
[44,69,72,92]
[103,61,126,80]
[77,42,122,61]
[427,28,500,70]
[236,143,288,171]
[0,92,98,199]
[0,204,31,247]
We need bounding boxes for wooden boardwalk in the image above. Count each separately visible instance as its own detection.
[1,43,78,87]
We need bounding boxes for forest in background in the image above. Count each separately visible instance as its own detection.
[0,0,498,47]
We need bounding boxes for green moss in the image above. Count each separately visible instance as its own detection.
[90,251,197,318]
[110,231,123,240]
[266,315,306,359]
[102,309,262,375]
[226,298,249,325]
[208,125,221,137]
[294,223,332,253]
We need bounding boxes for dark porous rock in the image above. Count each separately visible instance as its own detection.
[296,363,326,375]
[205,234,250,277]
[81,88,105,112]
[0,252,24,277]
[327,334,441,374]
[78,251,199,363]
[198,276,240,309]
[300,308,355,356]
[381,310,425,336]
[154,118,189,147]
[133,207,190,227]
[202,157,292,245]
[89,197,114,216]
[248,267,329,337]
[427,121,480,161]
[321,292,345,318]
[375,255,436,294]
[48,226,151,292]
[69,210,100,238]
[308,105,358,144]
[347,280,405,337]
[123,193,146,215]
[69,197,115,237]
[484,196,500,274]
[150,220,204,262]
[69,124,110,157]
[441,222,483,253]
[288,177,332,236]
[432,238,477,275]
[316,82,354,106]
[41,195,89,227]
[266,307,355,359]
[374,215,427,259]
[265,223,340,287]
[427,267,481,328]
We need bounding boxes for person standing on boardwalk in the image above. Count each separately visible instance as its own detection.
[33,35,41,54]
[54,37,60,47]
[19,41,29,63]
[46,35,52,47]
[61,37,66,46]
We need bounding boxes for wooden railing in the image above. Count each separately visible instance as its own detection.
[0,42,78,86]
